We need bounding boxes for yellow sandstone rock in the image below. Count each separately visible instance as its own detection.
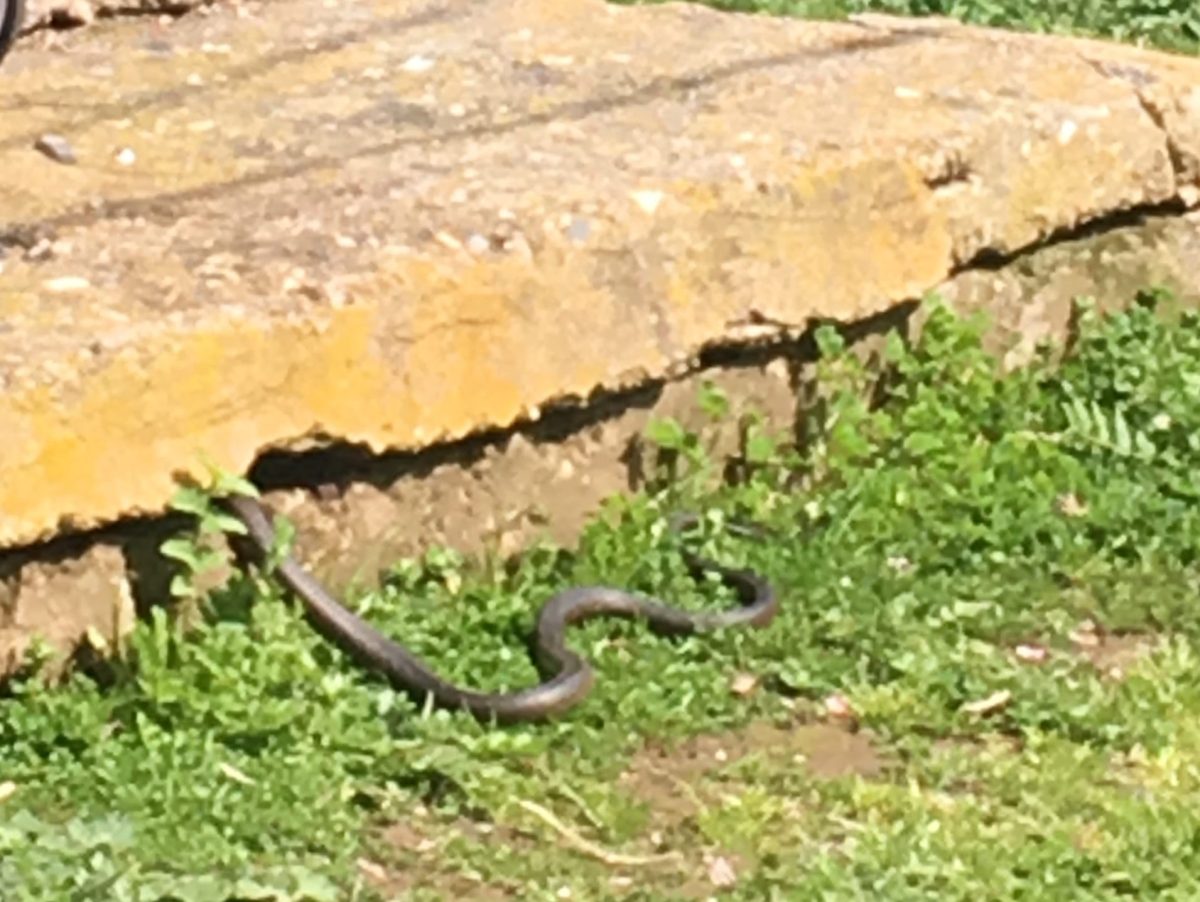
[0,0,1197,549]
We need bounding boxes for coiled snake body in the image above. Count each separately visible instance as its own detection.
[225,495,778,723]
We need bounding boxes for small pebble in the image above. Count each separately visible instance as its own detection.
[707,855,737,888]
[401,54,435,73]
[566,217,591,243]
[1015,643,1048,663]
[630,189,664,214]
[25,238,53,261]
[64,0,95,25]
[42,276,91,293]
[823,693,855,719]
[730,672,759,696]
[35,134,77,165]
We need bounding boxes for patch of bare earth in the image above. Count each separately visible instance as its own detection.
[360,815,526,899]
[1068,623,1157,679]
[621,720,887,821]
[1009,622,1158,680]
[361,720,886,897]
[615,719,888,896]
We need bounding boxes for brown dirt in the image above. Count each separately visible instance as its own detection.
[621,719,888,827]
[1006,627,1159,681]
[614,719,887,898]
[363,719,885,898]
[1075,631,1156,679]
[365,814,525,900]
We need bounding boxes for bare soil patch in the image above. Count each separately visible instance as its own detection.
[364,814,527,899]
[1074,629,1157,678]
[621,719,888,826]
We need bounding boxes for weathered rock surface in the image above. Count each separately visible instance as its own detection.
[943,210,1200,368]
[259,210,1200,590]
[0,540,133,677]
[1,0,1197,552]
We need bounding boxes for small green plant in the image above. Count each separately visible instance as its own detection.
[158,461,296,606]
[158,464,254,602]
[643,379,731,492]
[799,322,889,481]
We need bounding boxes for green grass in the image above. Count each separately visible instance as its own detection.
[6,290,1200,899]
[620,0,1200,55]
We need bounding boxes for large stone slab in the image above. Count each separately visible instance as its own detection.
[0,0,1198,550]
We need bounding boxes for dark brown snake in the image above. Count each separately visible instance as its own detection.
[223,494,778,723]
[0,0,23,65]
